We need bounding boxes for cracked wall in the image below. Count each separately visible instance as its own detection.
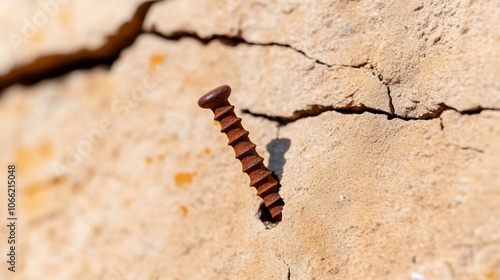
[0,0,499,279]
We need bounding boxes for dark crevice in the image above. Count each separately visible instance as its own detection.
[381,83,395,115]
[365,63,395,115]
[460,106,500,114]
[148,30,247,46]
[149,29,391,71]
[243,103,500,126]
[243,104,417,126]
[387,86,395,114]
[0,1,160,94]
[242,108,292,125]
[421,103,500,118]
[459,146,484,153]
[147,29,328,66]
[287,266,291,280]
[419,103,449,119]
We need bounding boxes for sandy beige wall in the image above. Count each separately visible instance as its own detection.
[0,1,499,279]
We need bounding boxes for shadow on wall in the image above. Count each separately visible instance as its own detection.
[267,138,291,181]
[257,137,291,227]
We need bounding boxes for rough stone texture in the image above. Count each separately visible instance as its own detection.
[146,0,500,118]
[0,1,499,279]
[0,0,149,75]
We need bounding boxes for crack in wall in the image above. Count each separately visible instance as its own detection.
[149,30,413,124]
[148,31,411,122]
[458,146,484,153]
[147,29,320,61]
[243,103,500,126]
[369,64,395,115]
[148,29,377,72]
[243,105,416,126]
[158,33,497,123]
[0,1,160,93]
[1,5,499,124]
[274,255,291,280]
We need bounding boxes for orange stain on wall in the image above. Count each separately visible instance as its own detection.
[29,31,45,44]
[485,272,499,280]
[174,172,195,187]
[15,142,54,175]
[149,53,165,69]
[22,178,65,213]
[58,10,72,25]
[179,205,188,217]
[23,182,46,212]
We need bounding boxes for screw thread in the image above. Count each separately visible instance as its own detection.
[199,85,284,222]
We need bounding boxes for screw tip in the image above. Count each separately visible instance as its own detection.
[198,85,232,109]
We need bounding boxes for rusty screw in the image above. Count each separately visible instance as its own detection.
[198,85,284,222]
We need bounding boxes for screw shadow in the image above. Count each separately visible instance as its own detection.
[266,138,291,181]
[257,137,291,228]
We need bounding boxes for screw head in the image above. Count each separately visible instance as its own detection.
[198,85,232,109]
